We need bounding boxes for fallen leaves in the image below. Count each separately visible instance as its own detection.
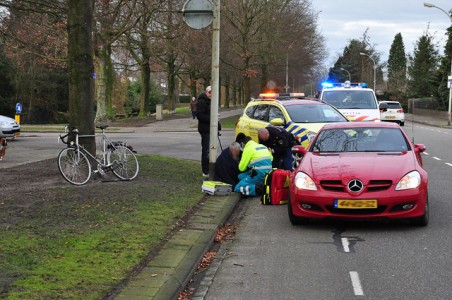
[177,289,193,300]
[215,223,237,244]
[197,251,217,271]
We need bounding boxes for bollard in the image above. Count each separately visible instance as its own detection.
[156,104,163,121]
[14,114,20,137]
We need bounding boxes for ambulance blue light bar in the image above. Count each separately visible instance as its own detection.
[322,81,368,89]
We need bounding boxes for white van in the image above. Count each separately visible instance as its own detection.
[319,82,380,122]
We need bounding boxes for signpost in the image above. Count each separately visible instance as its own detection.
[182,0,220,180]
[15,103,22,136]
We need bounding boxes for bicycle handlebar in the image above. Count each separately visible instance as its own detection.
[59,126,78,145]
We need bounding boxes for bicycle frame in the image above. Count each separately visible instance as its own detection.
[62,127,120,170]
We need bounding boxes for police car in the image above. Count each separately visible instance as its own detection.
[235,93,349,148]
[319,81,380,122]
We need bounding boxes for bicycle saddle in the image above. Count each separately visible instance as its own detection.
[97,125,109,130]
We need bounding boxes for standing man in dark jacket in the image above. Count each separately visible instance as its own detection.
[196,86,213,177]
[258,126,296,170]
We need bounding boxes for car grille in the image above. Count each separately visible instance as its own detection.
[320,180,344,192]
[367,180,392,192]
[325,205,387,215]
[320,180,392,192]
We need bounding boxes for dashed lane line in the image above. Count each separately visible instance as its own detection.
[433,157,441,161]
[341,237,350,253]
[349,271,364,296]
[424,152,429,155]
[446,163,452,167]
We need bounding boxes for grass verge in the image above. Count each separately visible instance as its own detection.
[0,155,202,299]
[220,115,241,129]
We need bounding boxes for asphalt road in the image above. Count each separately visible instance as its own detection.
[201,121,452,300]
[0,123,236,170]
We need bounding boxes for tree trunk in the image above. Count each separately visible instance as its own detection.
[260,64,268,91]
[139,60,150,117]
[224,75,230,108]
[238,81,243,106]
[244,76,251,105]
[68,0,95,155]
[232,79,237,106]
[189,72,197,98]
[94,45,114,122]
[167,59,176,112]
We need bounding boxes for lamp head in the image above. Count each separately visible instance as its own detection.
[423,2,435,8]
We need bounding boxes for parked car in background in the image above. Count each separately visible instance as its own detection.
[289,122,428,226]
[0,115,20,138]
[379,101,405,126]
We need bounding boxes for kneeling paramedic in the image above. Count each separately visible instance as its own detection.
[234,136,273,196]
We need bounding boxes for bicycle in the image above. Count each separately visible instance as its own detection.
[58,125,139,185]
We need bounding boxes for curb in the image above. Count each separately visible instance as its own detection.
[115,193,241,300]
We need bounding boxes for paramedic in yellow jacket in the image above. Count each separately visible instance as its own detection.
[234,136,273,196]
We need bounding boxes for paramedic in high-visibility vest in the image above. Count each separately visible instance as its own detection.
[234,136,273,197]
[258,127,296,171]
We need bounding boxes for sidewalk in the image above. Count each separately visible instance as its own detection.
[115,193,240,300]
[405,113,452,128]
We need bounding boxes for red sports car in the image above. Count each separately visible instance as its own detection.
[289,122,429,226]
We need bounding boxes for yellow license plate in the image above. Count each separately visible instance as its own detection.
[385,116,396,119]
[334,199,378,209]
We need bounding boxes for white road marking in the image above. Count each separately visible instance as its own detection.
[424,152,429,155]
[446,163,452,167]
[433,157,441,161]
[349,271,364,296]
[341,237,350,253]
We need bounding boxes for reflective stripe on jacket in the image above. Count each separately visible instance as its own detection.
[238,140,273,172]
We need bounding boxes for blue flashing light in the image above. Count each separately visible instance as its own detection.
[321,82,334,88]
[360,83,368,88]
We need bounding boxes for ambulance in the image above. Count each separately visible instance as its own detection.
[319,81,380,122]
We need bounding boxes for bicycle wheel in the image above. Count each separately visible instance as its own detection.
[58,148,92,185]
[108,145,139,180]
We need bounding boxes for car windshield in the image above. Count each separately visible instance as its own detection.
[311,127,410,152]
[285,104,348,123]
[322,90,377,109]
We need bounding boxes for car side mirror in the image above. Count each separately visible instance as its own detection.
[379,102,388,112]
[270,118,285,126]
[414,144,426,153]
[291,145,307,156]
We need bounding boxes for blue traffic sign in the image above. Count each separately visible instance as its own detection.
[15,103,22,114]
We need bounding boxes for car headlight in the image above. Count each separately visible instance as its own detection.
[295,172,317,190]
[0,121,7,126]
[395,171,421,190]
[307,131,316,142]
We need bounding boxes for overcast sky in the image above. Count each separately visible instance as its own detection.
[311,0,451,66]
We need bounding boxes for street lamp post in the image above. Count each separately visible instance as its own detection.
[360,52,376,90]
[424,2,452,126]
[340,67,351,81]
[285,42,295,93]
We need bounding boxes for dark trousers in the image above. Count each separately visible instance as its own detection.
[272,148,294,171]
[191,111,197,119]
[200,132,210,174]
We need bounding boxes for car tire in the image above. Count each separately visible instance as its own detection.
[400,122,405,127]
[288,198,310,225]
[411,198,429,227]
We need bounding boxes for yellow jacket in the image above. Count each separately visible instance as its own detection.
[239,140,273,172]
